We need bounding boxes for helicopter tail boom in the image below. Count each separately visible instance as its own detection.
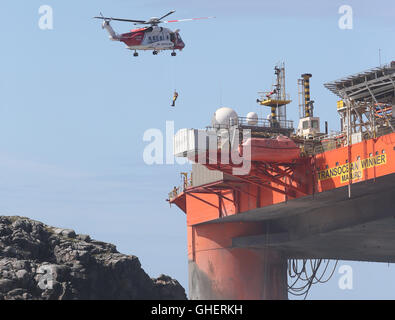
[102,20,120,41]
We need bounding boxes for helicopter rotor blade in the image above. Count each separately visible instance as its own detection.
[94,12,214,26]
[94,16,146,24]
[163,16,215,23]
[158,10,176,21]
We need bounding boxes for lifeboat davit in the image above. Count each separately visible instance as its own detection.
[240,136,300,162]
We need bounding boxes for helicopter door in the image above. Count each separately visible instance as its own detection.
[170,32,176,43]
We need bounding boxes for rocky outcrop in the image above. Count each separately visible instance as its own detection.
[0,216,186,300]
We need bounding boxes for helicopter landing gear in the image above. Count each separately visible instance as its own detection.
[153,50,158,55]
[171,51,177,57]
[133,51,139,57]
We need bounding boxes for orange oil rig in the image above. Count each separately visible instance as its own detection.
[168,62,395,299]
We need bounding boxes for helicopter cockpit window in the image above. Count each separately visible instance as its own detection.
[170,33,175,42]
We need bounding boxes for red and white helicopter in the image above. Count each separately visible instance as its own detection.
[94,11,214,56]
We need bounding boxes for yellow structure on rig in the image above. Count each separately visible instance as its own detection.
[257,63,292,125]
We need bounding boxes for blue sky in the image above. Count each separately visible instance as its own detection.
[0,0,394,299]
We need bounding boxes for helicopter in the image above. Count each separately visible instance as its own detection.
[94,10,214,56]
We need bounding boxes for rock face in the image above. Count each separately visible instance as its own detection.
[0,216,187,300]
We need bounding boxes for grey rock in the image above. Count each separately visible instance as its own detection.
[53,228,76,239]
[0,216,186,300]
[16,269,29,282]
[153,274,187,300]
[76,234,91,242]
[7,288,25,296]
[11,219,32,233]
[0,279,14,293]
[11,260,28,270]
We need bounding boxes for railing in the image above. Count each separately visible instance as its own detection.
[315,131,344,141]
[207,116,294,130]
[168,186,182,200]
[168,173,193,200]
[238,117,294,129]
[257,92,291,102]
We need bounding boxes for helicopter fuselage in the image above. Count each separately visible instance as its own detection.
[119,26,185,51]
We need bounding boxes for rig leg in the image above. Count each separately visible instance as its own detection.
[188,223,288,300]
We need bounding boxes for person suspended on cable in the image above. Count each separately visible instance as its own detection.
[171,90,179,107]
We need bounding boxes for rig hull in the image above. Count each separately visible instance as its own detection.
[172,132,395,299]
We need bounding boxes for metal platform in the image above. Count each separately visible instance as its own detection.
[258,99,292,107]
[324,62,395,102]
[198,172,395,263]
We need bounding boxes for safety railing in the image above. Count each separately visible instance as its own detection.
[168,173,193,200]
[238,117,294,129]
[315,131,344,141]
[168,186,182,200]
[257,92,292,101]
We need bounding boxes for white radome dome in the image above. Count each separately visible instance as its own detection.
[211,107,239,127]
[246,112,258,125]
